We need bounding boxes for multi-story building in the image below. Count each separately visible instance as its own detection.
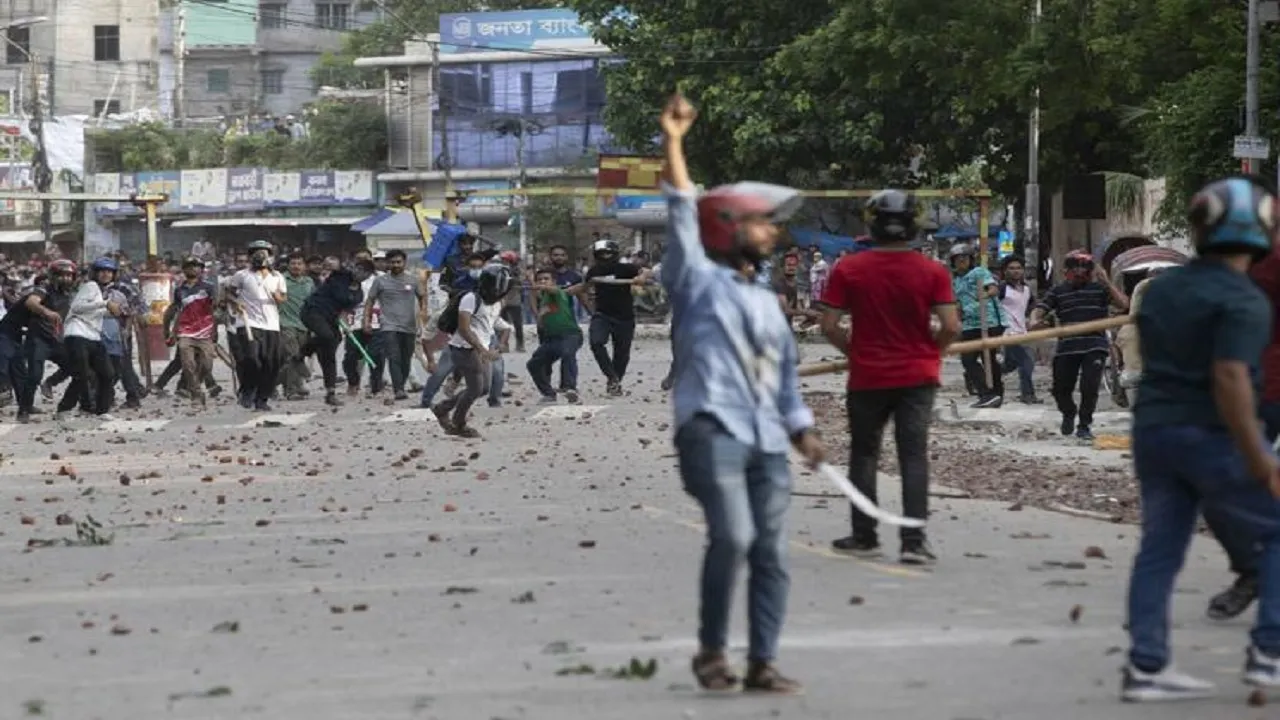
[0,0,159,117]
[158,0,376,120]
[354,8,623,231]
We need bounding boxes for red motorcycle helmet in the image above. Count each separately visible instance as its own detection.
[1063,251,1095,282]
[697,182,804,255]
[498,250,519,266]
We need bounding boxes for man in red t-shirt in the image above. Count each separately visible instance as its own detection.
[818,190,960,565]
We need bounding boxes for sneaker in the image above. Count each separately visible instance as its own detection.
[900,539,937,566]
[1019,394,1043,404]
[973,395,1003,409]
[431,403,454,433]
[660,375,674,391]
[208,385,223,398]
[1207,575,1258,621]
[1245,646,1280,687]
[831,535,881,558]
[607,380,623,397]
[16,411,30,424]
[447,425,482,439]
[394,391,409,401]
[324,392,343,407]
[1060,415,1076,436]
[564,389,581,404]
[123,399,141,410]
[39,380,53,400]
[1076,425,1095,442]
[487,399,501,408]
[253,400,272,412]
[538,394,558,404]
[1120,663,1215,702]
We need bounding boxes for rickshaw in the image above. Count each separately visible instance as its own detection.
[1101,243,1190,408]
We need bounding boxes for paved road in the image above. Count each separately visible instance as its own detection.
[0,341,1266,719]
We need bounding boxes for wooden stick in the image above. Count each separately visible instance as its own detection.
[798,315,1131,377]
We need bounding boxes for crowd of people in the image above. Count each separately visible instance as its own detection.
[0,232,656,438]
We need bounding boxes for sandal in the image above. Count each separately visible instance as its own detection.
[743,662,803,695]
[691,650,739,691]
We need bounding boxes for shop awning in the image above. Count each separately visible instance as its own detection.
[0,229,44,244]
[169,217,366,229]
[350,207,397,232]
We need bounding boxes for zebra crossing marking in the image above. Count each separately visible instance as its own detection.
[96,419,172,434]
[236,413,315,429]
[530,405,608,421]
[376,408,436,423]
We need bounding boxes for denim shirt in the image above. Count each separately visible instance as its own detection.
[661,183,813,454]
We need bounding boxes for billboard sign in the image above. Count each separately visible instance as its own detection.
[440,9,599,54]
[93,168,376,215]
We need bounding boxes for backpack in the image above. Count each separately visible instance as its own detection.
[436,291,470,334]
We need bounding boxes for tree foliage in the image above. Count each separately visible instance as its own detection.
[565,0,1280,231]
[90,100,388,172]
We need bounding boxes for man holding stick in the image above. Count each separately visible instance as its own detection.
[819,190,960,564]
[659,93,823,693]
[1029,251,1128,442]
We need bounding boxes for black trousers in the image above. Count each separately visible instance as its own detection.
[343,329,385,392]
[846,385,936,542]
[236,328,282,403]
[1051,350,1106,427]
[302,308,341,390]
[588,313,635,383]
[63,336,115,414]
[381,330,417,394]
[501,305,525,349]
[958,327,1004,399]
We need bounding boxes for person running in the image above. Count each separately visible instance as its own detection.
[364,249,424,401]
[949,243,1006,408]
[997,255,1041,404]
[345,249,386,397]
[1029,251,1129,441]
[60,258,122,420]
[417,252,492,409]
[431,263,512,438]
[225,240,287,411]
[659,94,824,694]
[819,190,960,564]
[278,251,315,401]
[583,238,649,396]
[527,268,582,404]
[163,256,219,406]
[302,259,371,407]
[98,259,144,410]
[1121,175,1280,701]
[5,264,71,423]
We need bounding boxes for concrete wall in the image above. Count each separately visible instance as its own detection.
[1047,177,1189,279]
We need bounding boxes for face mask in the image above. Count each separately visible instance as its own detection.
[468,269,482,279]
[250,251,270,269]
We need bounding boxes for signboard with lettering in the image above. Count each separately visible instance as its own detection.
[92,167,376,215]
[440,9,599,54]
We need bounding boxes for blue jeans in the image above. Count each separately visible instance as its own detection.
[526,333,581,396]
[675,414,791,662]
[418,340,505,407]
[1002,344,1036,398]
[1128,424,1280,671]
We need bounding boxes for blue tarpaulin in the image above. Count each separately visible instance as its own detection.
[931,224,1004,240]
[422,222,469,270]
[789,228,873,258]
[350,207,397,232]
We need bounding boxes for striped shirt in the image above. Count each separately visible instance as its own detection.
[1037,281,1111,355]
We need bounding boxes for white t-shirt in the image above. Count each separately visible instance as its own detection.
[448,292,512,350]
[229,268,286,332]
[349,272,383,331]
[64,281,110,341]
[1000,283,1033,335]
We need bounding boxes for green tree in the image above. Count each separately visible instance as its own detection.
[312,0,544,89]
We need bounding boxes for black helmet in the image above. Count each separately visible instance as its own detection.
[476,263,512,304]
[865,189,919,242]
[592,238,620,260]
[246,239,272,252]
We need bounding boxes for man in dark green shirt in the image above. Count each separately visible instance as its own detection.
[526,268,582,404]
[279,252,315,399]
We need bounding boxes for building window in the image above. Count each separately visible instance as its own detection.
[261,69,284,95]
[93,25,120,62]
[5,27,28,65]
[93,99,120,117]
[315,3,349,30]
[207,68,230,93]
[260,3,287,29]
[439,64,493,116]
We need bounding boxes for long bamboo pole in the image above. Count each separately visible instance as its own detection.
[798,315,1130,378]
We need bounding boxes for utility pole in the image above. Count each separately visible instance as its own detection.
[515,125,527,261]
[29,51,50,244]
[1024,0,1042,294]
[1245,0,1262,174]
[432,37,455,222]
[175,0,187,127]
